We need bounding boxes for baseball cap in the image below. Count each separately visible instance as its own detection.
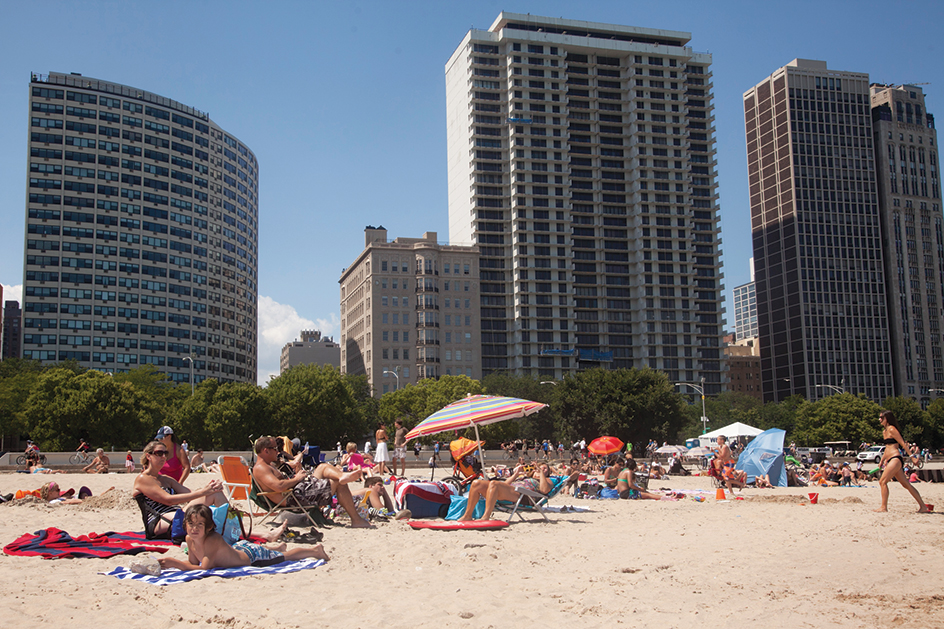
[156,425,174,438]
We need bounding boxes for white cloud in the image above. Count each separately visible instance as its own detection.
[256,295,339,386]
[2,284,22,305]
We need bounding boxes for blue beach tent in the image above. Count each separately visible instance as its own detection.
[736,428,787,487]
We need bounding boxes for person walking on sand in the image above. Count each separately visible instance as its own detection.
[393,419,407,477]
[874,410,928,513]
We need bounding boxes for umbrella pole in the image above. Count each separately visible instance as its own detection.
[472,421,486,468]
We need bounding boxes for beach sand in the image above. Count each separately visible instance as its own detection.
[2,469,943,628]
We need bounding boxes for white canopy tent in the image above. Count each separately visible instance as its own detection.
[698,422,764,448]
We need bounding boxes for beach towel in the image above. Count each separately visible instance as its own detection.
[4,528,173,559]
[104,558,325,585]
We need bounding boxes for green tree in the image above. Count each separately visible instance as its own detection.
[204,382,269,449]
[21,368,152,450]
[113,364,187,431]
[754,395,806,438]
[377,375,486,443]
[553,368,686,450]
[0,359,44,445]
[171,378,220,449]
[265,364,367,447]
[792,393,881,446]
[924,398,944,450]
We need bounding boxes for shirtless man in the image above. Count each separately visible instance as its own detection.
[393,419,407,477]
[716,435,746,489]
[252,435,371,528]
[83,448,110,473]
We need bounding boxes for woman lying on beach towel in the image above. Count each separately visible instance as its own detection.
[157,504,328,571]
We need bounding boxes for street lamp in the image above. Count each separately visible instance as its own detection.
[676,376,709,434]
[183,356,194,395]
[383,367,400,391]
[814,378,845,395]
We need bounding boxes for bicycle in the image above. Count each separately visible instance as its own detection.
[70,451,92,465]
[16,453,47,466]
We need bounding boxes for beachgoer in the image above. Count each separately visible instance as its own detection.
[600,460,621,488]
[351,476,396,518]
[157,504,328,571]
[125,451,135,474]
[874,410,928,513]
[413,441,421,460]
[27,453,64,474]
[457,462,554,522]
[374,424,390,476]
[616,458,661,500]
[364,440,371,457]
[156,426,190,486]
[82,448,110,474]
[393,419,407,477]
[253,435,371,528]
[716,435,746,489]
[132,440,228,539]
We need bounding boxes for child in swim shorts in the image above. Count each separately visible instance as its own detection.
[157,504,329,571]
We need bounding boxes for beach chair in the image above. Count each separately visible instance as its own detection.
[217,455,257,516]
[497,474,569,522]
[248,470,332,529]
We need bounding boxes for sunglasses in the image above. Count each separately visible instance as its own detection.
[151,450,169,457]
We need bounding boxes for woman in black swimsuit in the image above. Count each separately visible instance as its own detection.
[875,410,928,513]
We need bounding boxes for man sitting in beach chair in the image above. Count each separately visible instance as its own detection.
[456,462,555,522]
[252,436,372,529]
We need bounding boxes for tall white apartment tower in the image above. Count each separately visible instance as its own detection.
[445,13,725,390]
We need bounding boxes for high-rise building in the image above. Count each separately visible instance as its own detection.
[279,329,341,373]
[744,59,893,402]
[339,227,481,396]
[733,258,757,341]
[2,300,22,360]
[22,72,259,384]
[445,13,725,389]
[870,83,943,403]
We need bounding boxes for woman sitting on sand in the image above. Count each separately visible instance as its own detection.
[616,458,661,500]
[133,440,230,539]
[157,504,328,571]
[600,460,622,488]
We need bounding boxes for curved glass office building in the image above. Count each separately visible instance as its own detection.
[23,72,259,384]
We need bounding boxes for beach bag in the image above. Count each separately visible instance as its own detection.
[599,487,620,500]
[169,509,187,543]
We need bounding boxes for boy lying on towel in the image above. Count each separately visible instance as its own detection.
[157,504,329,571]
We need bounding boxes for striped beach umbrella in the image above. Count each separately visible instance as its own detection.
[404,395,547,461]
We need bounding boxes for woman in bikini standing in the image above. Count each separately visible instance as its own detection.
[875,410,928,513]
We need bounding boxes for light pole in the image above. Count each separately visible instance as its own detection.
[814,378,845,395]
[183,356,194,395]
[676,377,708,434]
[383,367,400,391]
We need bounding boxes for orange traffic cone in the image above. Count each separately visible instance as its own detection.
[715,487,727,500]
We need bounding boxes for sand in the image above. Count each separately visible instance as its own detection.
[2,469,943,628]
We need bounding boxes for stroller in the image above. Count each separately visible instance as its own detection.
[441,437,485,495]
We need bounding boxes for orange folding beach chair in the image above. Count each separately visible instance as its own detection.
[217,455,257,516]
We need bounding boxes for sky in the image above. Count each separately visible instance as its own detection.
[1,0,942,384]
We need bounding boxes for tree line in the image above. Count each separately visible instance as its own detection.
[2,358,942,453]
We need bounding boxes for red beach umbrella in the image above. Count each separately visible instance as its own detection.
[587,436,624,456]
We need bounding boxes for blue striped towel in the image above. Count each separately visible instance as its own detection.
[103,558,324,585]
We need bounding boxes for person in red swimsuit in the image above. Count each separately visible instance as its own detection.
[156,426,190,485]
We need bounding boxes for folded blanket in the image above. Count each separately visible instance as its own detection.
[4,528,172,559]
[104,558,325,585]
